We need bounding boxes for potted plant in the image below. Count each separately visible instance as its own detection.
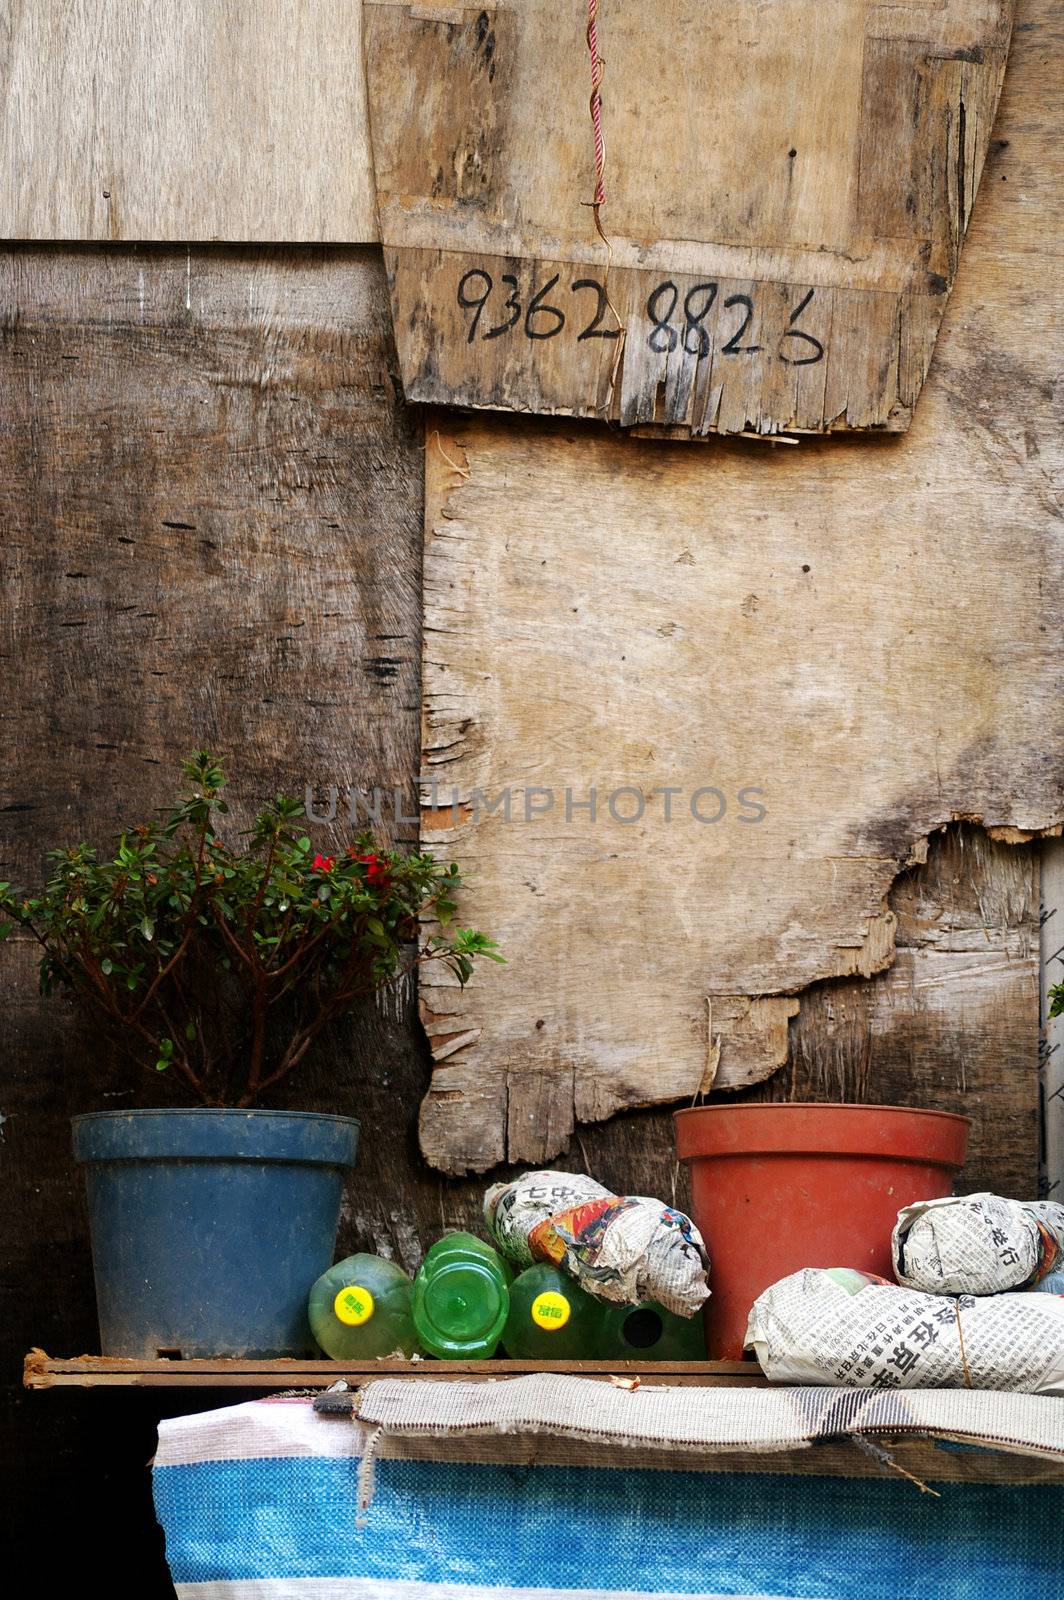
[0,753,500,1358]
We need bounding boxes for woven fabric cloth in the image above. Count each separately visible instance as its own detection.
[153,1382,1064,1600]
[354,1373,1064,1460]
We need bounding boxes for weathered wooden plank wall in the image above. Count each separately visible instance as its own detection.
[0,2,378,241]
[0,243,416,1581]
[0,263,1047,1595]
[0,244,1043,1558]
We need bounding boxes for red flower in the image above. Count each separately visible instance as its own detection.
[312,853,335,873]
[365,854,390,887]
[348,847,390,888]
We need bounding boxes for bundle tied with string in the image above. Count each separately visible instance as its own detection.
[484,1168,710,1317]
[893,1193,1064,1296]
[747,1267,1064,1394]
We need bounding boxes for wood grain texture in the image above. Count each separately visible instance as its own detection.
[0,2,378,242]
[365,0,1013,435]
[30,1362,1064,1486]
[0,241,430,1286]
[417,0,1063,1172]
[24,1359,1064,1485]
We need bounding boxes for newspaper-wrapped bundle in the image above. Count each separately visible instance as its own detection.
[893,1193,1064,1295]
[747,1266,1064,1393]
[483,1169,710,1317]
[484,1171,611,1266]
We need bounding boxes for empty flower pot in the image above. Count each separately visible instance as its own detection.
[674,1102,969,1359]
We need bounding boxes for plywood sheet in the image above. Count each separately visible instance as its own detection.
[365,0,1013,436]
[417,0,1064,1167]
[418,413,1060,1169]
[0,3,378,241]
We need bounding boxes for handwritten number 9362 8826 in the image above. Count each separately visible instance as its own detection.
[455,268,825,365]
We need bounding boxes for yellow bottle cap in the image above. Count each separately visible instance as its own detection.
[531,1290,571,1330]
[333,1285,375,1326]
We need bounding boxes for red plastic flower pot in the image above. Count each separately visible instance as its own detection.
[674,1102,969,1359]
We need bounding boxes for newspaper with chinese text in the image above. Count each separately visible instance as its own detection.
[747,1266,1064,1393]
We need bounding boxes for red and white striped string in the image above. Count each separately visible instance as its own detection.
[584,0,625,399]
[586,0,606,208]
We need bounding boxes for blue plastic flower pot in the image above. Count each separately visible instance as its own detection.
[72,1108,360,1358]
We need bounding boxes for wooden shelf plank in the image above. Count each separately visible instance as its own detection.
[23,1352,764,1391]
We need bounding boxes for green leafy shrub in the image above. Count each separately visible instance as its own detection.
[0,752,501,1106]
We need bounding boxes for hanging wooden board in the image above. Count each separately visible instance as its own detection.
[363,0,1013,436]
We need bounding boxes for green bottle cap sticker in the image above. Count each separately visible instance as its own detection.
[334,1285,375,1326]
[531,1290,571,1330]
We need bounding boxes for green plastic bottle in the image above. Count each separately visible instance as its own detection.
[412,1232,512,1358]
[308,1253,420,1359]
[597,1300,706,1361]
[503,1263,606,1359]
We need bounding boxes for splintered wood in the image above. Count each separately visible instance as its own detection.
[364,0,1013,436]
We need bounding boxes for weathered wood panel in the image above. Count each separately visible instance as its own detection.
[417,0,1063,1170]
[365,0,1013,435]
[0,3,378,242]
[26,1355,763,1389]
[417,405,1060,1171]
[0,243,419,1586]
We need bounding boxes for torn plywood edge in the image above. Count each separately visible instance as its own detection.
[417,397,1063,1174]
[364,0,1013,437]
[699,996,801,1095]
[781,825,1042,1194]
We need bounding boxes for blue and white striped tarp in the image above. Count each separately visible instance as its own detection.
[153,1394,1064,1600]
